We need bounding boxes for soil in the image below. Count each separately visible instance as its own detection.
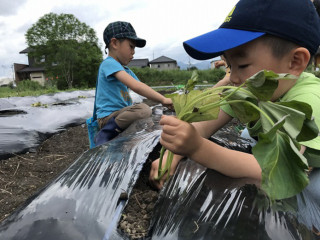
[0,124,90,223]
[118,144,162,239]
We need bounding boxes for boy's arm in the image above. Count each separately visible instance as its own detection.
[149,110,237,189]
[161,114,307,181]
[114,71,172,107]
[159,112,262,180]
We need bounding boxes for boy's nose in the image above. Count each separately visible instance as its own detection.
[229,73,242,86]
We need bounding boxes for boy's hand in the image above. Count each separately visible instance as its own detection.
[149,156,180,190]
[161,97,174,110]
[214,60,226,68]
[159,115,203,157]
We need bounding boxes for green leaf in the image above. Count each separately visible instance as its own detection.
[174,89,221,122]
[253,118,309,200]
[165,92,187,116]
[222,88,260,123]
[303,148,320,167]
[184,71,199,93]
[246,70,297,101]
[277,100,313,119]
[181,91,221,122]
[277,101,319,142]
[246,70,279,101]
[164,71,200,115]
[296,118,319,142]
[258,101,318,142]
[258,101,305,136]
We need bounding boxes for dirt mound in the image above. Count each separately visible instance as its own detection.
[0,124,89,222]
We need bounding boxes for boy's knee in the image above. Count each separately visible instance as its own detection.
[138,103,152,119]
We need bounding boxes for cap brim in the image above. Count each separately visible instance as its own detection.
[128,37,146,48]
[183,28,265,60]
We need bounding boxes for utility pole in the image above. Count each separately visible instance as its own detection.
[12,64,15,81]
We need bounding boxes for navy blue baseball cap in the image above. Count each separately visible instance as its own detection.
[103,21,146,48]
[183,0,320,60]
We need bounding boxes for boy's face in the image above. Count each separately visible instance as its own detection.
[224,38,297,100]
[114,39,136,65]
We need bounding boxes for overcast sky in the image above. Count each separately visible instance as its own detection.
[0,0,238,79]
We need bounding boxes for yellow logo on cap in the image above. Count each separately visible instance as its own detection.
[224,6,236,23]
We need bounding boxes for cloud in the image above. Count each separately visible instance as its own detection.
[16,22,32,35]
[0,0,27,16]
[0,0,238,78]
[51,3,109,27]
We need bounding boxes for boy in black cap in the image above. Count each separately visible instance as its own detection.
[150,0,320,188]
[94,21,172,146]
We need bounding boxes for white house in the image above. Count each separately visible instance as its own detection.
[149,56,178,70]
[14,48,46,86]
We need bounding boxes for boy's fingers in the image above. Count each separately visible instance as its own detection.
[159,138,178,152]
[160,115,178,126]
[160,130,178,146]
[149,170,163,190]
[162,124,178,135]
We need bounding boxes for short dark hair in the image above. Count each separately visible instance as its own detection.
[259,34,298,59]
[104,38,126,54]
[260,34,315,66]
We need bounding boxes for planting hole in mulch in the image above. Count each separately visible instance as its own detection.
[0,109,27,117]
[116,119,248,240]
[117,143,162,239]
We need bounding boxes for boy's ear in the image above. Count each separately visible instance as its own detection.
[109,38,119,49]
[288,47,310,75]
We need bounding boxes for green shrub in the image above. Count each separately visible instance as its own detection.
[0,80,60,98]
[56,78,69,90]
[16,80,44,91]
[131,68,226,86]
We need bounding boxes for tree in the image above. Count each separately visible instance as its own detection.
[25,13,102,89]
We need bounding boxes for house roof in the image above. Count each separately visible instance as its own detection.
[19,47,32,54]
[17,66,45,73]
[149,56,177,64]
[127,59,149,67]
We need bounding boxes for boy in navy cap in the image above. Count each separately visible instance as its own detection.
[150,0,320,188]
[94,21,172,146]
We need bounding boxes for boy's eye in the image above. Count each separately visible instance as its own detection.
[239,64,249,69]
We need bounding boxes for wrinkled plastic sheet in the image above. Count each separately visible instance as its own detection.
[0,110,319,240]
[151,161,320,240]
[0,90,143,159]
[149,124,320,239]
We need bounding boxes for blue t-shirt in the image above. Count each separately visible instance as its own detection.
[96,56,140,119]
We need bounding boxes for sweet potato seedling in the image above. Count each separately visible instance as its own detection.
[157,70,319,200]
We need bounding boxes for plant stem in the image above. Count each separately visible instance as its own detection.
[156,147,175,180]
[178,83,248,119]
[164,150,174,180]
[157,146,166,178]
